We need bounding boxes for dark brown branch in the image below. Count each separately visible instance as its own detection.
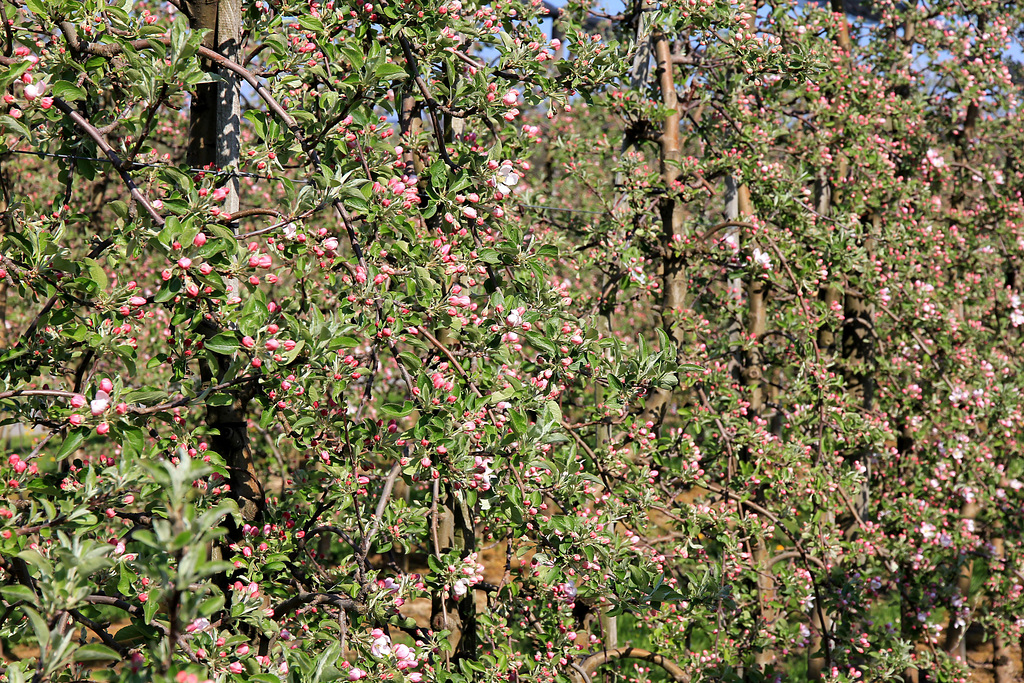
[397,33,459,171]
[50,99,165,226]
[67,609,129,658]
[55,31,316,168]
[271,591,365,620]
[219,207,286,223]
[0,376,256,416]
[0,0,13,58]
[573,647,691,683]
[17,238,112,345]
[235,205,323,238]
[243,42,270,68]
[82,595,166,632]
[15,516,68,536]
[127,82,170,162]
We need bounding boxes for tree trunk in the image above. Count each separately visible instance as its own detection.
[994,625,1016,682]
[184,0,263,533]
[430,485,477,660]
[638,30,686,428]
[739,184,776,675]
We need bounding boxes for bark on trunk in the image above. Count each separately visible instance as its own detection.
[430,485,477,660]
[185,0,264,533]
[639,30,686,427]
[739,184,776,674]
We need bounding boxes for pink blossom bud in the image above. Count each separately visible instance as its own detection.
[23,82,46,101]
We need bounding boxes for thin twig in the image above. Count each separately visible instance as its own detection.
[359,463,402,559]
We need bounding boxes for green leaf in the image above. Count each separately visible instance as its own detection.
[238,294,268,336]
[526,333,558,358]
[117,565,135,596]
[123,389,166,405]
[204,333,239,355]
[21,606,49,650]
[379,401,414,418]
[508,410,528,436]
[541,401,563,429]
[143,592,160,624]
[52,81,87,102]
[119,423,144,456]
[82,258,109,291]
[298,14,324,31]
[376,63,408,82]
[329,336,360,349]
[398,352,422,371]
[24,0,46,16]
[6,661,26,683]
[73,643,121,662]
[0,585,37,605]
[198,593,225,617]
[56,428,87,461]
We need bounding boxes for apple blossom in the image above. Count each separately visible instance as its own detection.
[2,0,1023,681]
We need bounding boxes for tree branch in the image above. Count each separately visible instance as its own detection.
[573,647,691,683]
[271,591,365,620]
[50,99,165,226]
[397,32,460,171]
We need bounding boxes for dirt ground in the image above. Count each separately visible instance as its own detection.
[959,639,1024,682]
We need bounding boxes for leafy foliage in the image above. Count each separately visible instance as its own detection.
[1,0,1024,681]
